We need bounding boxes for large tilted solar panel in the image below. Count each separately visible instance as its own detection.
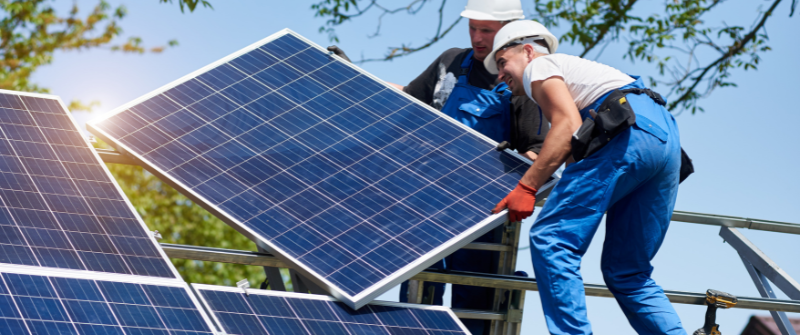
[88,29,533,308]
[0,90,177,278]
[0,269,216,335]
[194,284,469,335]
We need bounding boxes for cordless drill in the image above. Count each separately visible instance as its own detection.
[693,289,738,335]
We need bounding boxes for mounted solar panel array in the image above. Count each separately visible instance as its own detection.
[0,90,220,334]
[0,269,215,335]
[0,91,177,278]
[88,29,542,309]
[194,284,469,335]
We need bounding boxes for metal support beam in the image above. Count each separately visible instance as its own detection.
[256,245,285,292]
[289,268,328,295]
[262,267,286,291]
[452,309,506,321]
[95,148,137,165]
[414,270,800,313]
[740,257,797,335]
[161,243,289,267]
[464,242,514,252]
[719,227,800,335]
[161,243,800,314]
[675,211,800,235]
[719,227,800,300]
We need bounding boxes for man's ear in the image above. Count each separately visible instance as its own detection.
[523,44,536,61]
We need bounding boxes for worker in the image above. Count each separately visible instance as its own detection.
[376,1,547,334]
[398,2,550,334]
[329,3,548,333]
[487,20,686,334]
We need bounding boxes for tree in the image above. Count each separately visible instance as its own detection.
[1,0,271,287]
[312,0,797,114]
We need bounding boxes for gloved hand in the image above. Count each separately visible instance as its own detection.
[327,45,351,63]
[491,182,537,222]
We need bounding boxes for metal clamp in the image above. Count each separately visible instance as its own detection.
[236,279,251,296]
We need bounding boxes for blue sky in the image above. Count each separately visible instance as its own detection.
[35,0,799,333]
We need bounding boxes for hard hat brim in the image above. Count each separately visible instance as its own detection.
[484,49,500,75]
[460,9,524,21]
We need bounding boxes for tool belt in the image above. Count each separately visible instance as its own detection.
[570,88,695,183]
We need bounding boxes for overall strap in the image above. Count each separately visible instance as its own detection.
[458,50,474,82]
[619,88,667,106]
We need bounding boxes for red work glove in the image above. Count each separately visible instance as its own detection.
[491,182,538,222]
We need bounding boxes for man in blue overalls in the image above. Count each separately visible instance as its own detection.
[393,1,550,334]
[487,20,686,334]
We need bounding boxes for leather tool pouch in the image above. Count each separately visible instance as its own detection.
[571,89,636,162]
[570,88,696,184]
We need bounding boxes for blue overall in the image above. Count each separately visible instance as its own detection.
[529,77,686,334]
[399,50,513,335]
[441,50,512,143]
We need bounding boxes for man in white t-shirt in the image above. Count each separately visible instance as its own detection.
[486,21,687,334]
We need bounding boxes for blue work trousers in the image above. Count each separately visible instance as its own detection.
[529,90,686,334]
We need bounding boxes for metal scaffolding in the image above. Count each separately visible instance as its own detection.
[97,148,800,334]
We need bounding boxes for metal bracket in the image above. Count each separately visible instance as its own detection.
[505,308,523,323]
[236,278,250,296]
[504,222,516,234]
[720,227,800,335]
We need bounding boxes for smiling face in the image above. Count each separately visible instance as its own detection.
[495,44,536,96]
[468,19,505,62]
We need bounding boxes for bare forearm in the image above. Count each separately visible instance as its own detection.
[387,82,405,91]
[518,77,582,190]
[520,119,576,190]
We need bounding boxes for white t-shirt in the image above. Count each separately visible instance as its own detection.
[522,54,635,111]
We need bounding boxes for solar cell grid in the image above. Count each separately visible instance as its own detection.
[194,284,469,335]
[0,269,215,335]
[88,29,546,308]
[0,90,177,278]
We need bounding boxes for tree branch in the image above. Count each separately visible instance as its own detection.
[356,14,462,63]
[312,0,460,63]
[667,0,782,111]
[579,0,638,58]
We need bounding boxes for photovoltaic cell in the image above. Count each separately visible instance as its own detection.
[0,90,177,278]
[194,284,468,335]
[0,270,215,335]
[88,29,537,308]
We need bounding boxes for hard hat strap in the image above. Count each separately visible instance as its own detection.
[499,36,550,54]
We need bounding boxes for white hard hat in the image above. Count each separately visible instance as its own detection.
[483,20,558,74]
[460,0,525,21]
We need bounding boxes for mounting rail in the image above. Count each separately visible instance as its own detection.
[160,243,800,314]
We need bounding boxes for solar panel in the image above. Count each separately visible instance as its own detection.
[0,267,216,335]
[194,284,469,335]
[0,90,178,279]
[88,29,554,309]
